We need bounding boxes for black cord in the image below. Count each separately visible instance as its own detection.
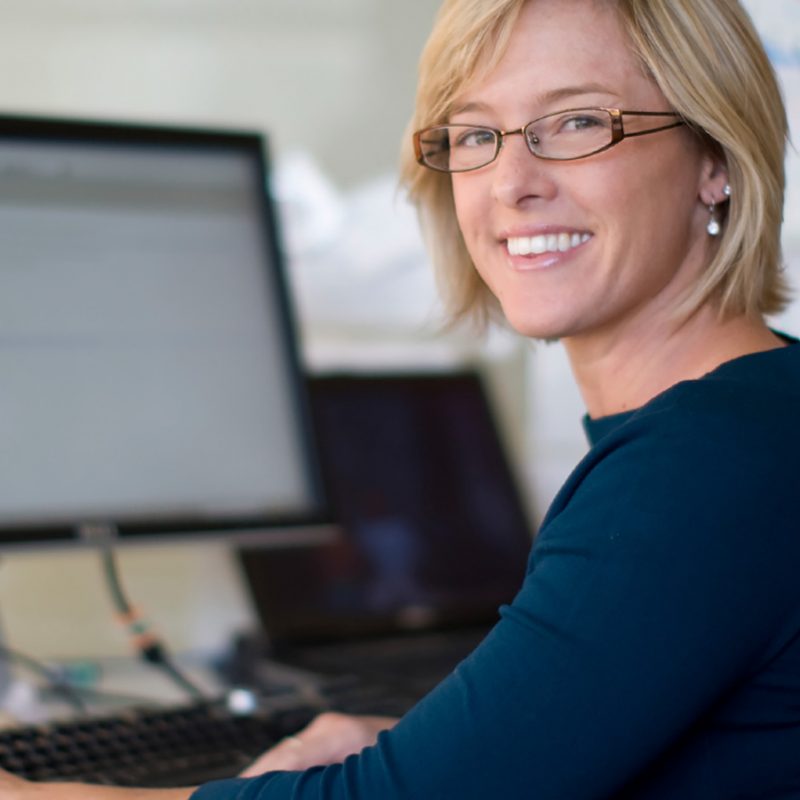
[102,546,129,613]
[0,643,88,714]
[100,548,206,701]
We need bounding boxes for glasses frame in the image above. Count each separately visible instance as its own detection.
[413,107,685,173]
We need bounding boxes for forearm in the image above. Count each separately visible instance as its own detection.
[7,780,195,800]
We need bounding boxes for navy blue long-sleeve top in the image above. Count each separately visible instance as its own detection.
[193,342,800,799]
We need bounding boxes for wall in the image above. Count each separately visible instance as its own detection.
[0,0,439,187]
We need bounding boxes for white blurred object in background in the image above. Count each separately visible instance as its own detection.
[272,151,441,337]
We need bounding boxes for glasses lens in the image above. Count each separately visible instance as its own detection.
[526,109,613,159]
[417,125,498,172]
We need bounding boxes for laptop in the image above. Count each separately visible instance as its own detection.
[238,370,534,712]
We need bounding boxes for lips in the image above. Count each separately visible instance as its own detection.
[506,231,592,256]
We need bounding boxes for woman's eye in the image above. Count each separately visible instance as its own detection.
[453,128,495,148]
[557,115,605,133]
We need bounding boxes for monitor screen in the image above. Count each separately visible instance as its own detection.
[0,115,328,548]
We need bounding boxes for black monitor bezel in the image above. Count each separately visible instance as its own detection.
[0,112,331,549]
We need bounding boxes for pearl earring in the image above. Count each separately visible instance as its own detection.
[707,203,721,236]
[723,184,732,198]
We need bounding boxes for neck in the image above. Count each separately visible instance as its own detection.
[563,307,784,419]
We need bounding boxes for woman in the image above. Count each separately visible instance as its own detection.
[2,0,797,797]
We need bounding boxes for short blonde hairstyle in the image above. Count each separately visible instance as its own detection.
[399,0,790,329]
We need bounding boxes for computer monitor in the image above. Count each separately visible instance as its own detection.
[0,114,328,549]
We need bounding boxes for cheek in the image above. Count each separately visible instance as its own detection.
[600,163,701,258]
[451,176,487,238]
[626,180,700,251]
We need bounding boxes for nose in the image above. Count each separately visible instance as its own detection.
[490,131,557,208]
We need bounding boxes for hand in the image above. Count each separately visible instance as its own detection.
[240,712,398,776]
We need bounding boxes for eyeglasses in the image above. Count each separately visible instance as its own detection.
[413,107,684,173]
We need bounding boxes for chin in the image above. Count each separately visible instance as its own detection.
[501,307,571,342]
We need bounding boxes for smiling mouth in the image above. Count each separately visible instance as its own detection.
[506,232,592,256]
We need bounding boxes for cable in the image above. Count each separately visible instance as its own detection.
[0,644,186,710]
[0,642,88,714]
[100,548,206,701]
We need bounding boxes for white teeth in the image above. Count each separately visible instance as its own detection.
[506,232,591,257]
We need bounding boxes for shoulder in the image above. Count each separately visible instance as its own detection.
[591,341,799,467]
[640,340,800,437]
[540,343,800,550]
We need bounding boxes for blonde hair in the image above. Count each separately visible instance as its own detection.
[399,0,791,328]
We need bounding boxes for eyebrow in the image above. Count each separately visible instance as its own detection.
[450,83,618,117]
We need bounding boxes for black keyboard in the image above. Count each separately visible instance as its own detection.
[0,700,319,787]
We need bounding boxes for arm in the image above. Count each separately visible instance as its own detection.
[0,771,194,800]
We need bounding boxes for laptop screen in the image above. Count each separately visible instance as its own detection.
[240,370,534,643]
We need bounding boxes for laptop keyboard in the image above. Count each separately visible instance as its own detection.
[0,700,319,787]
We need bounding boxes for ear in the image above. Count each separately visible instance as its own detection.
[698,152,730,206]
